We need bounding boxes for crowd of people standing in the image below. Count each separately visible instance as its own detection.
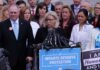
[0,0,99,70]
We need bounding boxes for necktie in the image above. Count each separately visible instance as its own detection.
[32,9,34,16]
[13,22,18,39]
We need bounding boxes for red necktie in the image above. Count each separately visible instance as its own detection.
[32,9,34,16]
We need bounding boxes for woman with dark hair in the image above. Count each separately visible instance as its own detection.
[33,2,48,27]
[70,9,93,51]
[60,5,76,39]
[86,15,100,50]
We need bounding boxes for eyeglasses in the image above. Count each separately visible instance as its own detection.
[45,18,56,21]
[94,7,100,10]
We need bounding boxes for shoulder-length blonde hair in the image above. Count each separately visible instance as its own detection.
[42,11,60,28]
[1,6,9,21]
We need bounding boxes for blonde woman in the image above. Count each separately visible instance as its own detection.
[34,11,65,70]
[0,6,9,22]
[34,11,63,44]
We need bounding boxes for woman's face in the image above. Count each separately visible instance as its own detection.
[62,8,71,20]
[4,10,9,18]
[94,4,100,16]
[39,6,47,17]
[45,15,56,28]
[77,12,87,24]
[24,9,31,21]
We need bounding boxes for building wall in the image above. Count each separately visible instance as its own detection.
[37,0,100,7]
[4,0,100,7]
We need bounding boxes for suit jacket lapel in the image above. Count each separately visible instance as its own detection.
[18,19,22,40]
[7,19,16,40]
[72,5,75,14]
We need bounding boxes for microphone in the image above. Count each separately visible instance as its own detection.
[41,28,81,50]
[65,38,81,48]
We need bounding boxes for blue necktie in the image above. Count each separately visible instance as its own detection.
[13,22,18,39]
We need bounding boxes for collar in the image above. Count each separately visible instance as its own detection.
[47,3,52,11]
[30,6,37,10]
[10,18,19,24]
[74,5,80,9]
[48,3,52,8]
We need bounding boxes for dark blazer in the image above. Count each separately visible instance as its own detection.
[34,27,65,70]
[34,27,64,44]
[47,4,55,11]
[51,4,55,11]
[0,19,34,67]
[70,4,75,15]
[88,13,93,24]
[70,4,81,17]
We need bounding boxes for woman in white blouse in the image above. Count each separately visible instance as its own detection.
[70,9,93,51]
[86,15,100,50]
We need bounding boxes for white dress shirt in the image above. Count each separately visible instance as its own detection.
[74,5,80,16]
[30,21,40,38]
[11,19,19,39]
[47,3,52,12]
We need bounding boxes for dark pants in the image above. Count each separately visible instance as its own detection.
[11,59,26,70]
[33,49,39,70]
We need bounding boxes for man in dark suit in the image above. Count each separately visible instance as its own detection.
[28,0,37,16]
[70,0,81,16]
[0,5,34,70]
[80,1,93,24]
[44,0,55,11]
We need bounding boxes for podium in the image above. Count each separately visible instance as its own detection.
[39,48,81,70]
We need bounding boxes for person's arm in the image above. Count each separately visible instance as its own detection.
[69,25,76,46]
[26,21,34,62]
